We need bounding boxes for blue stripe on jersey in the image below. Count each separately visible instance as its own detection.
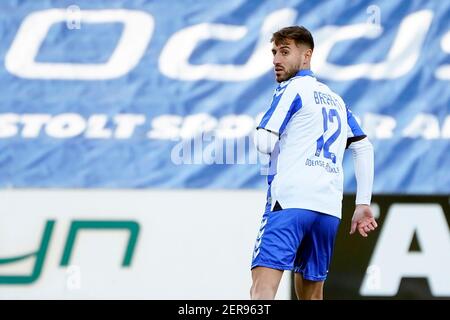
[258,70,313,130]
[278,94,302,135]
[346,106,365,137]
[258,79,292,129]
[258,91,283,129]
[267,174,275,186]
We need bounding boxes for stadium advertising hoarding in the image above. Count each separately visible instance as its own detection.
[327,195,450,299]
[0,190,291,299]
[1,190,449,299]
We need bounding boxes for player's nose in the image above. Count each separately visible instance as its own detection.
[273,54,281,65]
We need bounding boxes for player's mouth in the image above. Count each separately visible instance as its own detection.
[275,67,285,79]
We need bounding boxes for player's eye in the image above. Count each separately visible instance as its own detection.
[281,50,289,56]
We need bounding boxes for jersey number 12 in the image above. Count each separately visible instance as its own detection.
[315,107,341,164]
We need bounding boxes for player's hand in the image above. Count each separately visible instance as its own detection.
[350,204,378,237]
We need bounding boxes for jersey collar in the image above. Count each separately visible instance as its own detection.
[295,69,315,77]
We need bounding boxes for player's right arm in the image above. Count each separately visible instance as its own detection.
[254,128,279,154]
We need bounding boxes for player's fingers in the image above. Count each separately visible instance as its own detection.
[371,219,378,228]
[367,224,375,231]
[363,226,371,233]
[358,225,368,237]
[350,221,357,234]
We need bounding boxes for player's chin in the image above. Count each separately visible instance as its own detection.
[275,73,286,83]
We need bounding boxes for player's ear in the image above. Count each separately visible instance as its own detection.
[304,48,313,63]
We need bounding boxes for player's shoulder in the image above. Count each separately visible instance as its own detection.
[314,78,346,103]
[282,74,315,93]
[290,73,315,85]
[274,76,304,97]
[313,77,334,93]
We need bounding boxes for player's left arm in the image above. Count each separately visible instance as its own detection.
[345,106,377,238]
[348,137,377,237]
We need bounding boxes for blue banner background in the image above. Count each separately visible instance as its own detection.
[0,0,449,193]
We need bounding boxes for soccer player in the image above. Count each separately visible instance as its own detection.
[250,26,376,300]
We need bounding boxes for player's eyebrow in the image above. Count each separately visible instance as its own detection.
[272,45,290,54]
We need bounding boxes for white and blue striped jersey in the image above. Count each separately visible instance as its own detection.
[257,69,366,219]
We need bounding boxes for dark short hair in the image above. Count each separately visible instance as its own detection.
[271,26,314,50]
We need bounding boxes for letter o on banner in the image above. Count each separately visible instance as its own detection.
[46,114,86,138]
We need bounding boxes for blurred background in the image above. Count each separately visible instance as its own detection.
[0,0,449,299]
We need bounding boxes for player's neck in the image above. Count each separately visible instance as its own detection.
[299,63,311,71]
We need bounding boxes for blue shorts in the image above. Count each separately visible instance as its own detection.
[251,204,340,281]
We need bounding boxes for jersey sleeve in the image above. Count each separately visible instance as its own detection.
[346,106,366,148]
[256,80,302,136]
